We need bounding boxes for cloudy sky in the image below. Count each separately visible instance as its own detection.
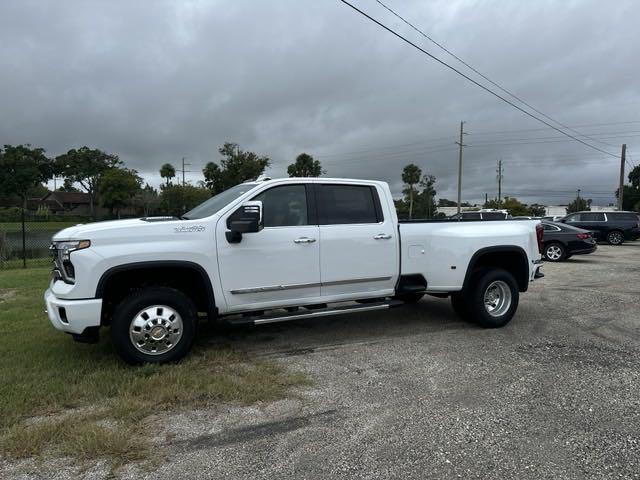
[1,0,639,205]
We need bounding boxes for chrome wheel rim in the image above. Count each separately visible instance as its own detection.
[609,232,623,244]
[129,305,183,355]
[546,245,562,260]
[483,280,512,317]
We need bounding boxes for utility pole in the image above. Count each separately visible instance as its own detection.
[177,157,192,186]
[618,144,626,211]
[484,193,488,206]
[496,159,503,204]
[455,121,467,214]
[176,156,193,213]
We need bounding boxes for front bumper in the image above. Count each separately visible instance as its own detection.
[532,259,544,280]
[44,288,102,334]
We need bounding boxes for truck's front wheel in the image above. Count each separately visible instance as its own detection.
[468,269,519,328]
[111,287,197,365]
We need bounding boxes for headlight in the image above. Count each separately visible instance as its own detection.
[51,240,91,283]
[56,240,91,260]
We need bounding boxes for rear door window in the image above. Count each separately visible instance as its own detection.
[461,212,481,220]
[580,212,605,221]
[316,184,381,224]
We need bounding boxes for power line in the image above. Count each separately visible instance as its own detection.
[313,128,640,162]
[338,0,619,158]
[469,120,640,136]
[373,0,619,150]
[467,133,640,148]
[317,150,617,172]
[315,141,457,158]
[469,131,640,144]
[506,189,615,194]
[317,146,460,163]
[627,147,636,168]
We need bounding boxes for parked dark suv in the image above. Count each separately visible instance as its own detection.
[560,211,640,245]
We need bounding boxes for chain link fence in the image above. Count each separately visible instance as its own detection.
[0,213,94,269]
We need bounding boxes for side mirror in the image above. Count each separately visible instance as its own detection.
[226,201,263,243]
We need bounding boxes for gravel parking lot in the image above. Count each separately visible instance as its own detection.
[5,243,640,479]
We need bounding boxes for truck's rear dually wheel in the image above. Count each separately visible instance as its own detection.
[111,287,197,365]
[451,268,519,328]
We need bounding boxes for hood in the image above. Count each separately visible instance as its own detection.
[52,217,186,241]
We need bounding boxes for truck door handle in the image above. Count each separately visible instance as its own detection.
[374,234,392,240]
[294,237,316,244]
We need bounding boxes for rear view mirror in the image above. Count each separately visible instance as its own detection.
[226,201,263,243]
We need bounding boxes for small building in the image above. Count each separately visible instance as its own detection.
[545,205,618,217]
[544,205,567,217]
[38,191,92,215]
[436,206,481,217]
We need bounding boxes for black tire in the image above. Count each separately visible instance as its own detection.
[543,242,565,262]
[396,292,425,304]
[606,230,624,245]
[467,268,519,328]
[111,287,197,365]
[450,292,471,320]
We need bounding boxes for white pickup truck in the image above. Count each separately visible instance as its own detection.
[45,177,544,364]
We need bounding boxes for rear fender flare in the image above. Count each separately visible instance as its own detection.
[462,246,529,292]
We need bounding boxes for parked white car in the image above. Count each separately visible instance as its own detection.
[45,178,544,364]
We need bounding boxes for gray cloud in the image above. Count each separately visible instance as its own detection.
[1,0,639,206]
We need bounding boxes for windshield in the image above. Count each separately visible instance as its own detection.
[182,183,257,219]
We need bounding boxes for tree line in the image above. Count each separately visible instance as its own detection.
[395,162,545,219]
[0,143,325,218]
[396,162,593,218]
[3,143,638,220]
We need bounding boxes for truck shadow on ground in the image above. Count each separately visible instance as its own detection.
[197,296,473,356]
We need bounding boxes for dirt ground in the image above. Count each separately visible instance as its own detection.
[3,243,640,479]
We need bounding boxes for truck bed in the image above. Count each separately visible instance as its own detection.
[398,220,541,292]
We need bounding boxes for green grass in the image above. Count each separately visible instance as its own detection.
[0,258,51,269]
[0,221,78,233]
[0,268,309,467]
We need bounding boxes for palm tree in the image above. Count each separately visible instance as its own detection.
[402,164,422,219]
[160,163,176,187]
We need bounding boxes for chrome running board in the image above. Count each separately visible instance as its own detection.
[225,300,403,326]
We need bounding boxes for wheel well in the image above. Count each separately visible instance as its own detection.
[464,248,529,292]
[544,240,563,248]
[96,262,216,325]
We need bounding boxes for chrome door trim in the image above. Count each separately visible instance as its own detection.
[230,282,321,294]
[229,275,393,294]
[323,275,392,287]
